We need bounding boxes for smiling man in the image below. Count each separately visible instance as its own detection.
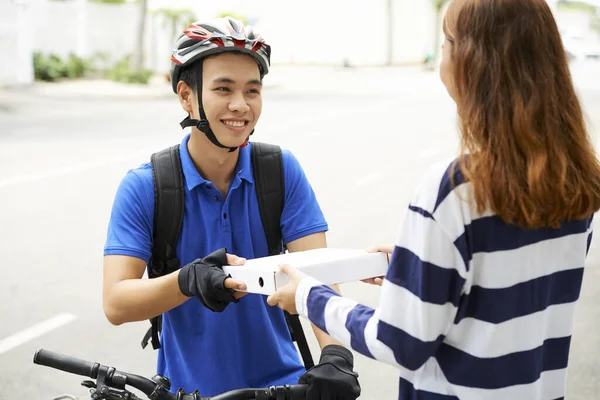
[101,17,360,400]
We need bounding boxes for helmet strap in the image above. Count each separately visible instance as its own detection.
[178,62,242,153]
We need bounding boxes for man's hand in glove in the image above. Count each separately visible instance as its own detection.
[178,248,247,312]
[299,344,361,400]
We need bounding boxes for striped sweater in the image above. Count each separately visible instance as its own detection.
[296,160,593,399]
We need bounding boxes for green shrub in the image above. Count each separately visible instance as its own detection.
[33,52,152,84]
[108,55,153,84]
[33,52,92,81]
[65,53,92,79]
[33,52,66,82]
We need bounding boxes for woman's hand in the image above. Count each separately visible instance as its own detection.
[266,264,308,314]
[361,244,394,286]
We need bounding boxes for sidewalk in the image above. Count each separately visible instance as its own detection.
[1,62,597,105]
[1,75,177,102]
[0,65,432,103]
[0,67,291,102]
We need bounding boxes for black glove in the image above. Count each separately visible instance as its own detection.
[178,248,238,312]
[299,345,361,400]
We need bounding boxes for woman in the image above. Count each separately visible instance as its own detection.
[266,0,600,398]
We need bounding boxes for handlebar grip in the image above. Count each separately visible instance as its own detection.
[33,348,97,379]
[288,384,308,399]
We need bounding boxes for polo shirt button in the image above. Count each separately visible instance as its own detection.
[205,184,211,190]
[214,196,220,202]
[223,213,228,219]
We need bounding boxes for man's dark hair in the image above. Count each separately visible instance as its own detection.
[177,61,202,93]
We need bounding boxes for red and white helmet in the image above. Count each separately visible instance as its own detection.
[170,17,271,94]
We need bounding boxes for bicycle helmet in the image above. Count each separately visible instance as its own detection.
[170,17,271,152]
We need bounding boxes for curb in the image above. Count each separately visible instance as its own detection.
[0,79,284,102]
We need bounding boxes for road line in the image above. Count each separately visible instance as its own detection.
[0,152,150,188]
[0,161,114,188]
[0,313,77,355]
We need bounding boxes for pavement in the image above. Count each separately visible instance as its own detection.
[1,63,600,400]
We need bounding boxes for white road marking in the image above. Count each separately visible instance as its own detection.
[0,153,150,188]
[0,161,114,187]
[0,313,77,355]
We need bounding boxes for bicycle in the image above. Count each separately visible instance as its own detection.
[33,348,307,400]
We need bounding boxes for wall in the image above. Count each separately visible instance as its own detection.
[392,0,438,64]
[179,0,394,67]
[0,0,434,88]
[3,0,591,87]
[0,0,35,86]
[31,1,156,68]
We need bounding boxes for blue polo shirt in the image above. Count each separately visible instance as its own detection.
[104,133,328,396]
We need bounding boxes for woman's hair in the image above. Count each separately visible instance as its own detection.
[445,0,600,228]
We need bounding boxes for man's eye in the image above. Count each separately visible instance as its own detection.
[248,89,261,94]
[215,87,230,92]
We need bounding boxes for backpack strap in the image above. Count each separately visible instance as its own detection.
[140,141,315,369]
[252,142,284,255]
[252,142,315,370]
[141,144,185,350]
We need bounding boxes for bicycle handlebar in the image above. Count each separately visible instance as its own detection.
[34,348,98,379]
[34,349,158,397]
[34,348,307,400]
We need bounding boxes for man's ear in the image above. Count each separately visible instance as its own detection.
[177,81,194,114]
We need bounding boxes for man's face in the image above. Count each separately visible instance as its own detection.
[191,52,263,148]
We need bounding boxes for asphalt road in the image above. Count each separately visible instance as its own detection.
[1,64,599,399]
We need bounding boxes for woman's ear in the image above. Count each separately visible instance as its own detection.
[177,81,194,114]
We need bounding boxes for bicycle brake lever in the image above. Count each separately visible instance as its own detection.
[176,389,206,400]
[89,385,141,400]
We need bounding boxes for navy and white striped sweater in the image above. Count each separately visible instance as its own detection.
[296,159,592,400]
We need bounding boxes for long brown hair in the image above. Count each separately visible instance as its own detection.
[445,0,600,228]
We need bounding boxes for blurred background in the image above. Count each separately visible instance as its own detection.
[1,0,600,399]
[1,0,598,87]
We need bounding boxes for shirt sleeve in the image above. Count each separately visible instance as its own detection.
[280,150,328,244]
[296,186,468,372]
[103,168,154,263]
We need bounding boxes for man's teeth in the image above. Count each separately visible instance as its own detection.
[223,121,245,127]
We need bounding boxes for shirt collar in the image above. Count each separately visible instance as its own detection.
[179,134,254,192]
[237,142,254,184]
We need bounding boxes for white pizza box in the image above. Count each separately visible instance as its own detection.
[222,248,389,295]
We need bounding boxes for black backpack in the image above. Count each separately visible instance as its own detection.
[140,142,315,370]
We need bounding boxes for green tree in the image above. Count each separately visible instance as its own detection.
[592,15,600,38]
[154,8,197,41]
[217,12,249,26]
[51,0,126,3]
[131,0,147,73]
[557,0,597,13]
[90,0,126,3]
